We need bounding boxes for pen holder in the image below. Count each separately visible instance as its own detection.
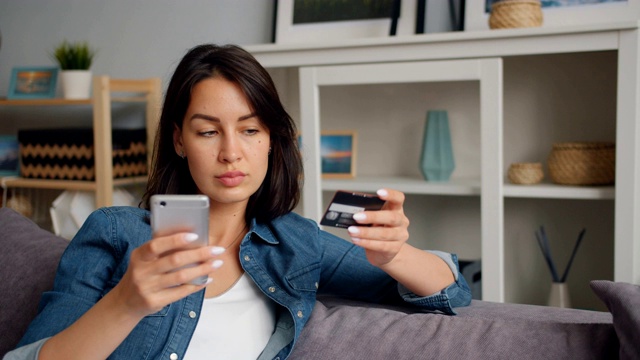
[547,282,571,308]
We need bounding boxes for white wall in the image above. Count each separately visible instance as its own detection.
[0,0,274,97]
[0,1,617,311]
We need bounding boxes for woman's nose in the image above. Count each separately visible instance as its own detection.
[218,135,241,163]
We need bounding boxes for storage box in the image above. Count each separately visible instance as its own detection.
[18,128,147,180]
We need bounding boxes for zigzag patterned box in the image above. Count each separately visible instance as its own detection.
[18,128,147,180]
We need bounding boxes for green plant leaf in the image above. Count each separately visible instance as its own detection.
[51,40,96,70]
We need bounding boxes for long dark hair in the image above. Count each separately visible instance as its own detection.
[142,44,302,223]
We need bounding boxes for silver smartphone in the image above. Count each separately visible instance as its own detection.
[150,194,210,285]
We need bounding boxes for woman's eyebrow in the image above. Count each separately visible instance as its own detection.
[189,113,219,122]
[189,112,257,122]
[238,112,257,121]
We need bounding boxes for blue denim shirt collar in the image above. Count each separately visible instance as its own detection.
[250,218,279,245]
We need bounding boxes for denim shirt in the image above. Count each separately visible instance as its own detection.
[7,206,471,360]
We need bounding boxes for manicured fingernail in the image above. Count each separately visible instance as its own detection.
[204,277,213,285]
[212,259,224,269]
[351,237,361,243]
[347,226,360,234]
[377,189,388,197]
[353,213,366,221]
[210,246,225,255]
[184,233,199,242]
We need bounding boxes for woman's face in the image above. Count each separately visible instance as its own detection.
[174,76,271,207]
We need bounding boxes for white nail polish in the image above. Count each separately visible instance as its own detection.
[212,259,224,269]
[184,233,199,242]
[210,246,226,255]
[352,213,366,221]
[347,226,360,234]
[377,189,388,197]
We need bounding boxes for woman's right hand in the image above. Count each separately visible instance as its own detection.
[112,232,224,318]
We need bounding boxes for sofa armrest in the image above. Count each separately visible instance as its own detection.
[0,208,68,357]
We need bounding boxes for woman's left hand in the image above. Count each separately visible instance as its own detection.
[347,188,410,267]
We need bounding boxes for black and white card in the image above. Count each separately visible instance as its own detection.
[320,191,385,228]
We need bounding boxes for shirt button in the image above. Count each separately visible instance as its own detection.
[268,286,276,293]
[244,255,251,261]
[170,353,178,360]
[297,310,303,318]
[189,311,197,319]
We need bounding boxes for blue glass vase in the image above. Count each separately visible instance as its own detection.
[420,110,455,181]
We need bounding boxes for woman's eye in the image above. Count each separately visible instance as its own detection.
[244,129,259,135]
[199,130,217,137]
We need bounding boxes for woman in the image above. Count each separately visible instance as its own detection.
[6,44,471,360]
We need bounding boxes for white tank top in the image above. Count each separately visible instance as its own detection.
[183,274,276,359]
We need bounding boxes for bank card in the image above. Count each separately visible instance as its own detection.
[320,191,385,228]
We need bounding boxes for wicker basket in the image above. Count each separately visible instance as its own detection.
[489,0,543,29]
[508,162,544,185]
[547,142,615,185]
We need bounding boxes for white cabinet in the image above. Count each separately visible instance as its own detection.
[246,22,640,306]
[299,59,505,301]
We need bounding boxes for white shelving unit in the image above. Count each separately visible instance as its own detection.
[247,22,640,304]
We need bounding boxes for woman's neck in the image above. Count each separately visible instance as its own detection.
[207,202,248,247]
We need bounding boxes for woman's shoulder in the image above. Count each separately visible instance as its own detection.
[98,205,149,219]
[270,212,319,231]
[84,206,149,227]
[75,206,151,247]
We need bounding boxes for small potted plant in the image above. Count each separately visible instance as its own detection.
[51,40,96,99]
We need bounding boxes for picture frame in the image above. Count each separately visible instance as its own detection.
[465,0,639,31]
[0,135,20,176]
[273,0,418,44]
[320,130,357,179]
[7,66,58,100]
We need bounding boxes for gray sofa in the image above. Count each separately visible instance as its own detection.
[1,207,638,359]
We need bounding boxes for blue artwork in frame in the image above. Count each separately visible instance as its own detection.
[297,130,357,178]
[7,66,58,99]
[320,131,356,178]
[0,135,20,176]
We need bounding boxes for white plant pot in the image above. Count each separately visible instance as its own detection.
[61,70,92,99]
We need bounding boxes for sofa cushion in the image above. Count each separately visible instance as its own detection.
[290,296,618,360]
[591,280,640,360]
[0,208,68,357]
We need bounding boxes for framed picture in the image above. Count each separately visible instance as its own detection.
[0,135,20,176]
[320,130,357,179]
[465,0,639,31]
[7,66,58,100]
[273,0,418,44]
[415,0,465,34]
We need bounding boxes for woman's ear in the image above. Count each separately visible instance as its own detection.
[173,123,184,158]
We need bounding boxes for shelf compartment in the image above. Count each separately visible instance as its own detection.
[323,176,480,196]
[0,98,92,106]
[504,182,614,199]
[1,176,147,191]
[0,97,150,106]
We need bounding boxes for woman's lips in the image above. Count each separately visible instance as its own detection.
[216,171,246,186]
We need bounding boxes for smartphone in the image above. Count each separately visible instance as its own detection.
[150,194,210,285]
